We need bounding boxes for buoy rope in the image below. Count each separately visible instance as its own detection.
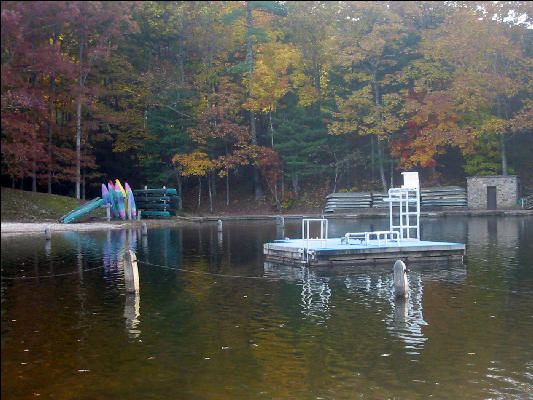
[1,265,107,280]
[137,259,281,281]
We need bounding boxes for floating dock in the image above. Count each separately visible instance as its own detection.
[263,238,465,267]
[264,172,466,267]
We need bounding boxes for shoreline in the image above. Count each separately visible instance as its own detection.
[1,209,531,236]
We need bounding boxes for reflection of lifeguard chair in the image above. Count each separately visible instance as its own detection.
[384,172,420,240]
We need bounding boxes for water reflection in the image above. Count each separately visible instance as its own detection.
[61,229,142,338]
[124,292,140,338]
[265,260,469,355]
[1,216,532,400]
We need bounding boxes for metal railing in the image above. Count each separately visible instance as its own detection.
[302,218,328,263]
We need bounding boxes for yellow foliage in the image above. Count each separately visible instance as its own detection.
[172,151,212,177]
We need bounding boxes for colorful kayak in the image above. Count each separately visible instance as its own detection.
[125,182,137,219]
[114,182,126,220]
[101,184,110,205]
[108,181,119,218]
[115,179,126,198]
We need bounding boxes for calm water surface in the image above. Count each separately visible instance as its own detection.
[1,216,533,399]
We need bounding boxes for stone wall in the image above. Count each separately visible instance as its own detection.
[467,175,519,209]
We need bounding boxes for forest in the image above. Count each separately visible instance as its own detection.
[2,1,532,212]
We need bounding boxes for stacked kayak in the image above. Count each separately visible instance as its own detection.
[103,179,137,220]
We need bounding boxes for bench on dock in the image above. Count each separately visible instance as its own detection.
[342,231,400,246]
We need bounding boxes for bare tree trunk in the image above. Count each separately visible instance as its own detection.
[32,158,36,192]
[500,132,508,175]
[496,96,508,175]
[176,173,182,199]
[377,139,387,193]
[390,155,394,188]
[75,37,84,200]
[281,172,284,199]
[247,2,262,201]
[270,109,274,148]
[208,175,213,213]
[371,135,375,182]
[372,69,387,192]
[211,170,216,199]
[48,75,55,194]
[82,166,86,200]
[224,143,230,206]
[197,177,202,210]
[226,169,230,206]
[292,172,299,197]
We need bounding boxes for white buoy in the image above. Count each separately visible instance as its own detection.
[123,250,139,293]
[393,260,409,299]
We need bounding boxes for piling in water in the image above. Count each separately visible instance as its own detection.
[393,260,409,299]
[141,223,147,236]
[45,227,51,240]
[124,250,140,293]
[217,219,223,232]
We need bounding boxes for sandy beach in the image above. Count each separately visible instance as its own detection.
[0,221,142,236]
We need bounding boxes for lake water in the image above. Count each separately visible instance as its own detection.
[1,216,532,399]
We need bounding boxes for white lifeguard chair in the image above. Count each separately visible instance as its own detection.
[384,171,420,240]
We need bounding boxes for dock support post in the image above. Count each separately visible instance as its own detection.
[393,260,409,299]
[45,227,51,240]
[124,250,139,293]
[217,219,223,232]
[276,215,284,227]
[141,223,147,236]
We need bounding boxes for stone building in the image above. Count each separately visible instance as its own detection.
[466,175,520,209]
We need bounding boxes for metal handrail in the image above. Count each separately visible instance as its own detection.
[302,218,328,263]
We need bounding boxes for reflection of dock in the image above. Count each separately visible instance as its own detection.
[265,261,466,352]
[264,238,465,266]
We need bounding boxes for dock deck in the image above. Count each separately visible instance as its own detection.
[263,238,465,266]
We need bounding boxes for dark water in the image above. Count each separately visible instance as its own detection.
[1,216,532,399]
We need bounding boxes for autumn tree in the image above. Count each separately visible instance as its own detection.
[223,1,287,201]
[1,1,76,192]
[172,150,212,210]
[188,77,251,209]
[328,2,411,192]
[66,1,137,199]
[420,3,532,176]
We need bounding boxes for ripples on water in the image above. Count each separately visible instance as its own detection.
[1,216,532,399]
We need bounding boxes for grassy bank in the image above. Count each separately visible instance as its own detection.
[1,187,94,221]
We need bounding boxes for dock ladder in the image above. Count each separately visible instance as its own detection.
[302,218,328,263]
[384,172,420,240]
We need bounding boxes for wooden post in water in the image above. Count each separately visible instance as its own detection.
[276,215,285,226]
[45,227,51,240]
[141,223,147,236]
[123,250,139,293]
[217,219,223,232]
[393,260,409,299]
